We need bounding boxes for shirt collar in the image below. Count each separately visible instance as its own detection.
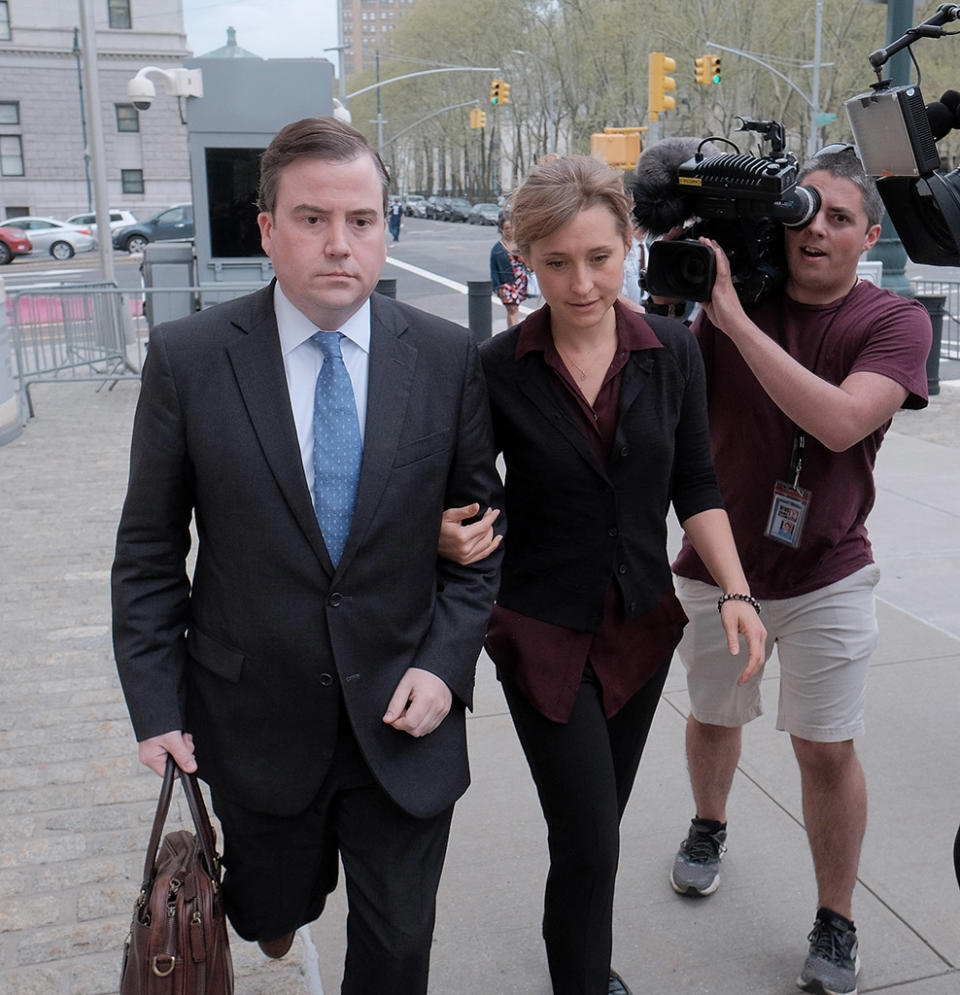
[274,282,372,357]
[514,300,664,360]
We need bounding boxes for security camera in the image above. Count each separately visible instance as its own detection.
[127,74,156,111]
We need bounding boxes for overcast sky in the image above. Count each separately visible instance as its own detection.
[182,0,340,61]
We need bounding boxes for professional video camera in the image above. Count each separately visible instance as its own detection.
[844,2,960,266]
[631,120,820,305]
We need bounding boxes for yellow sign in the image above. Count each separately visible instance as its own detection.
[590,128,647,170]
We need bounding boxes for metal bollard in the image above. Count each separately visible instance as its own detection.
[468,280,493,342]
[375,278,397,299]
[914,294,945,397]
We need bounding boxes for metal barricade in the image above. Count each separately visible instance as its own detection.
[7,271,502,425]
[8,282,140,418]
[912,278,960,360]
[7,282,270,421]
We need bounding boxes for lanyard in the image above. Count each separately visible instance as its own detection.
[778,281,859,487]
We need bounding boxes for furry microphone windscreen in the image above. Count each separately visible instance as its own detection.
[630,136,706,235]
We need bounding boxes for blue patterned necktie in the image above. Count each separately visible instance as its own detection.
[312,331,362,566]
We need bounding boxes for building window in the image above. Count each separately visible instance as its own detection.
[108,0,131,30]
[0,3,10,41]
[121,168,144,194]
[0,101,19,126]
[0,135,24,176]
[115,104,139,132]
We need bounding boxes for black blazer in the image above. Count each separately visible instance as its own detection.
[480,306,721,631]
[112,285,503,819]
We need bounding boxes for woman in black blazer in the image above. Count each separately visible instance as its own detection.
[441,156,765,995]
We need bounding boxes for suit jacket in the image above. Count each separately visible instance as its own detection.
[112,284,504,819]
[480,304,722,631]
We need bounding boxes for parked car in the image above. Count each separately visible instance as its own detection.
[424,195,448,220]
[1,216,96,260]
[403,194,428,218]
[65,209,138,237]
[112,204,194,254]
[443,198,473,222]
[467,202,500,225]
[0,225,32,264]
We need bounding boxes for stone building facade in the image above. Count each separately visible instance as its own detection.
[0,0,192,220]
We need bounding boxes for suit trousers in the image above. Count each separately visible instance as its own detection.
[502,658,671,995]
[211,708,454,995]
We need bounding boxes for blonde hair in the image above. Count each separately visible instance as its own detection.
[509,155,632,256]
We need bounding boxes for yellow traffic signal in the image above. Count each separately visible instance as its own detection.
[469,108,487,129]
[694,55,710,86]
[709,55,722,84]
[499,81,511,105]
[490,78,502,104]
[648,52,676,121]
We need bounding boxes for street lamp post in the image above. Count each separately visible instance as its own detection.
[72,27,92,212]
[323,0,348,104]
[77,0,115,285]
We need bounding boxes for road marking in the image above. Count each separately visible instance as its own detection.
[383,256,536,314]
[383,256,468,292]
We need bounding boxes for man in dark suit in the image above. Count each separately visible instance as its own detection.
[112,117,503,993]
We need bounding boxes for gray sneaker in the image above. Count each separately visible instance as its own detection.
[670,817,726,896]
[796,909,860,995]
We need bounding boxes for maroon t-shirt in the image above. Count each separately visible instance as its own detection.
[672,280,931,599]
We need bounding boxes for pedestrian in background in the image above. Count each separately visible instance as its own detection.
[388,198,403,242]
[490,209,528,328]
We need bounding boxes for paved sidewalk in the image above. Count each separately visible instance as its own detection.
[1,371,958,994]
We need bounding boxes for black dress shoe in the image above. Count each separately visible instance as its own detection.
[609,968,633,995]
[258,931,296,959]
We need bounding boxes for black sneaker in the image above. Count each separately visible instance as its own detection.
[670,817,726,896]
[796,908,860,995]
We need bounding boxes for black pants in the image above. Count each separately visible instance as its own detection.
[502,659,670,995]
[211,715,453,995]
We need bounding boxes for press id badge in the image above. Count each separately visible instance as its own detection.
[764,480,812,548]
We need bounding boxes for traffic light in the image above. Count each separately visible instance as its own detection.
[490,78,502,104]
[708,54,721,84]
[648,52,676,121]
[498,80,511,105]
[469,107,487,129]
[694,55,710,86]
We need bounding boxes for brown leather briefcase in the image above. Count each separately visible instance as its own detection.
[120,754,234,994]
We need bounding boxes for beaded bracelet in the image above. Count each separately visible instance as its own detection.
[717,592,762,616]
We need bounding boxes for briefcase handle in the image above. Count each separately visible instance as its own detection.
[139,754,222,891]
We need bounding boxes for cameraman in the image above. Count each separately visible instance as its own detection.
[669,147,931,995]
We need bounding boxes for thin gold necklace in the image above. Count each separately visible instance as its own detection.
[559,350,590,381]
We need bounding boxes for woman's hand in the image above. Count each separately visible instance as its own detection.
[438,503,503,565]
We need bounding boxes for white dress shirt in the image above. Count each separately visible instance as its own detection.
[274,283,371,503]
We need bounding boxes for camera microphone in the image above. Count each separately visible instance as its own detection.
[925,89,960,140]
[630,137,705,235]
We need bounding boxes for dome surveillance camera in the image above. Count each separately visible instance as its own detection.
[127,74,156,111]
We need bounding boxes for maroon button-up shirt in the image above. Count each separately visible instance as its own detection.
[485,305,687,722]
